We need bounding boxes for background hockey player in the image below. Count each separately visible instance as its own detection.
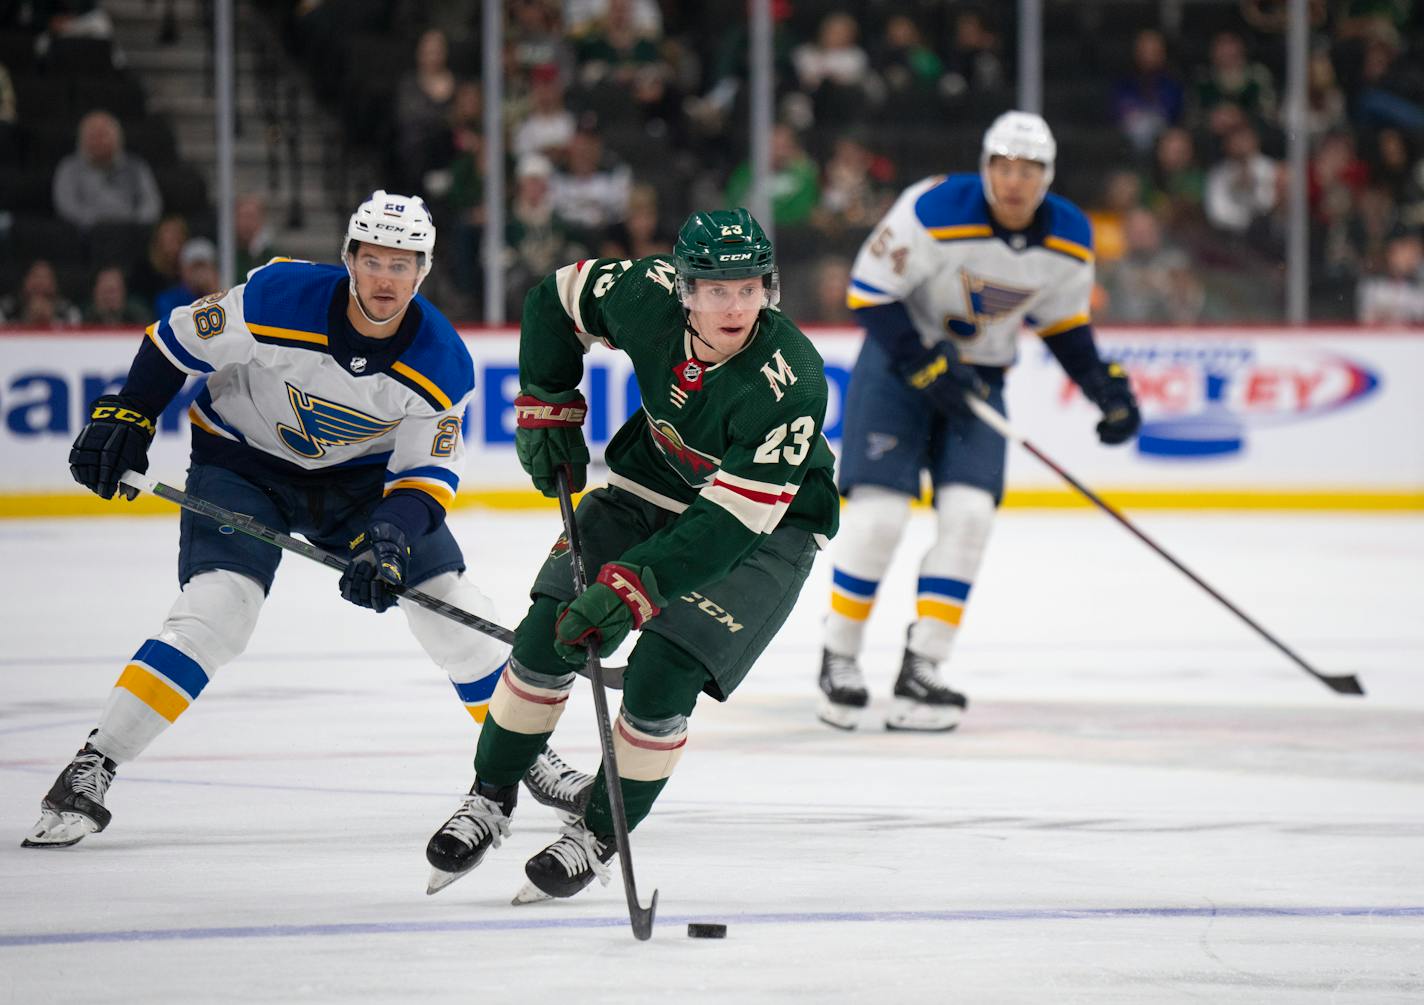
[818,111,1141,733]
[424,209,840,903]
[23,191,518,848]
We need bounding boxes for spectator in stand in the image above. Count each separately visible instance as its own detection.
[1357,229,1424,323]
[154,238,220,322]
[809,254,853,324]
[726,122,819,227]
[792,11,881,122]
[508,0,570,80]
[1205,122,1279,233]
[1111,29,1185,154]
[941,6,1005,99]
[0,60,16,164]
[1141,127,1206,229]
[574,0,660,90]
[52,110,162,229]
[549,125,632,242]
[128,214,188,310]
[84,265,149,325]
[597,182,669,260]
[1086,170,1144,264]
[564,0,662,39]
[513,64,576,160]
[395,28,458,194]
[504,151,582,313]
[1305,47,1347,140]
[1367,127,1424,227]
[1351,184,1401,274]
[813,132,895,233]
[1193,31,1277,130]
[0,260,82,328]
[233,193,275,283]
[1311,130,1371,277]
[1352,28,1424,132]
[1101,208,1206,323]
[684,4,797,136]
[874,14,944,99]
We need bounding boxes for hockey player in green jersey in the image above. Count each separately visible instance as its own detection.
[425,208,839,902]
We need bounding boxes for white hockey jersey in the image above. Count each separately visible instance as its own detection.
[143,260,473,517]
[846,174,1095,368]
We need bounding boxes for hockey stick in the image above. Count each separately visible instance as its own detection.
[554,468,658,941]
[964,397,1365,697]
[112,470,637,688]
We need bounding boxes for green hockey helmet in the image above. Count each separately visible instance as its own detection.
[673,208,780,309]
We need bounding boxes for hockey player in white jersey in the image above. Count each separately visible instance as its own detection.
[818,112,1141,732]
[23,191,546,848]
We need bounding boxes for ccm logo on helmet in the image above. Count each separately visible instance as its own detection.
[720,253,753,261]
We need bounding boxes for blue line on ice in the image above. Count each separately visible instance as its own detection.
[4,906,1423,947]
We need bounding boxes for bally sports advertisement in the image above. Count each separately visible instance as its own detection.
[0,327,1420,514]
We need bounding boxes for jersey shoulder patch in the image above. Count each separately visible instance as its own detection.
[242,261,346,350]
[913,174,991,241]
[390,297,475,412]
[1040,194,1094,263]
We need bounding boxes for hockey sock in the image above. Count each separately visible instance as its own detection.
[403,571,510,725]
[908,485,995,662]
[823,486,912,656]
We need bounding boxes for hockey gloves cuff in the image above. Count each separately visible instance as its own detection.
[69,394,157,501]
[340,521,410,613]
[899,341,989,419]
[554,563,665,664]
[514,384,590,497]
[1082,362,1141,446]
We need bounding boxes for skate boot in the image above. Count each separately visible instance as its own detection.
[817,648,869,730]
[884,645,968,732]
[512,818,615,905]
[425,779,517,895]
[22,732,117,848]
[523,745,595,822]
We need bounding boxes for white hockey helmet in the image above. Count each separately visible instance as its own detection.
[980,111,1057,210]
[343,189,436,283]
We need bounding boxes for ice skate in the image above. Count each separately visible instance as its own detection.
[511,818,615,905]
[21,733,117,849]
[523,745,595,822]
[817,649,869,730]
[884,646,967,732]
[424,780,516,895]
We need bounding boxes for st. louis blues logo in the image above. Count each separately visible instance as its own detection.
[276,383,400,459]
[945,271,1036,339]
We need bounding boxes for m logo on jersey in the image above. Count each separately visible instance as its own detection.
[645,416,720,487]
[946,271,1036,338]
[276,383,400,459]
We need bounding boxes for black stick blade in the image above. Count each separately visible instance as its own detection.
[632,889,659,941]
[1320,673,1365,697]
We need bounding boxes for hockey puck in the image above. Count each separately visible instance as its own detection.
[687,923,727,939]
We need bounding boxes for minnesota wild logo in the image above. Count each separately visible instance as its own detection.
[645,416,721,487]
[276,383,401,459]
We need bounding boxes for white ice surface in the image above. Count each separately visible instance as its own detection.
[1,509,1422,1003]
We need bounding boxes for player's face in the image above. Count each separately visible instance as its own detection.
[686,278,766,360]
[350,244,421,322]
[987,156,1046,223]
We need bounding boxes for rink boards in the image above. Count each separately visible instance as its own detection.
[1,325,1421,515]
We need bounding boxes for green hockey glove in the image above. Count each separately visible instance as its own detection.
[514,384,590,497]
[554,563,665,663]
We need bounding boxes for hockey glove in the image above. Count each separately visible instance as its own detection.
[554,563,665,663]
[514,384,590,497]
[1081,362,1141,446]
[899,341,989,419]
[69,394,157,501]
[339,521,410,613]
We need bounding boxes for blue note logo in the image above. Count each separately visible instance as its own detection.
[945,271,1036,339]
[276,383,400,459]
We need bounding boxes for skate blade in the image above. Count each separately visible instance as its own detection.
[816,695,864,731]
[511,881,554,906]
[425,866,469,896]
[884,698,962,732]
[20,810,98,849]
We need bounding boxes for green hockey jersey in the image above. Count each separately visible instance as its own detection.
[519,254,840,597]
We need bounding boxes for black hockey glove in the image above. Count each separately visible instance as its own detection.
[1081,362,1141,446]
[514,384,589,497]
[69,394,157,501]
[340,521,410,613]
[898,341,989,419]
